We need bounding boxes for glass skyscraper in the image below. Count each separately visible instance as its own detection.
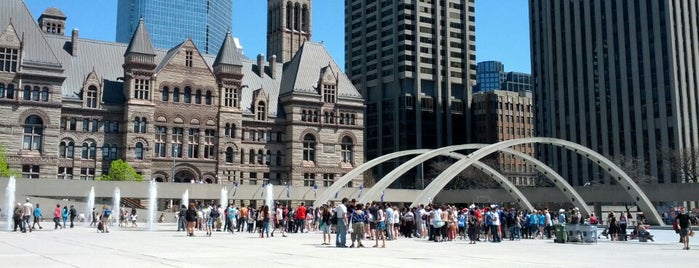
[116,0,232,55]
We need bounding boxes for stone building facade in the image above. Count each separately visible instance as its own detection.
[0,0,364,189]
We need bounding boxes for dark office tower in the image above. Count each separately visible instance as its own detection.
[116,0,232,54]
[530,0,699,185]
[345,0,477,186]
[267,0,312,63]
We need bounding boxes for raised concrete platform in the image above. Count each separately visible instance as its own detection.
[0,223,694,267]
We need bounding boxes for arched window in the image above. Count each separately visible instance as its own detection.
[249,149,255,164]
[276,150,283,166]
[41,87,49,102]
[231,124,236,138]
[286,2,292,29]
[205,91,212,105]
[184,87,192,103]
[301,110,307,121]
[225,123,231,137]
[256,101,266,121]
[265,150,271,165]
[60,141,74,158]
[135,142,144,160]
[0,83,4,98]
[23,85,30,100]
[240,149,245,164]
[32,86,40,101]
[86,85,97,108]
[173,88,180,102]
[225,147,234,163]
[133,117,140,133]
[81,141,96,159]
[302,4,308,31]
[5,84,14,99]
[195,90,202,104]
[341,136,354,164]
[22,116,43,151]
[294,3,300,30]
[302,134,316,161]
[140,117,147,133]
[102,143,110,159]
[257,149,264,164]
[162,87,169,101]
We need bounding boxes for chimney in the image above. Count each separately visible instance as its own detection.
[71,28,78,56]
[257,54,265,77]
[269,55,277,78]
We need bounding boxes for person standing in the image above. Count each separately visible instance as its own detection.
[90,208,99,227]
[69,205,77,228]
[335,198,349,247]
[296,202,307,233]
[185,203,198,236]
[177,205,187,231]
[61,206,69,229]
[53,204,62,229]
[32,203,43,230]
[676,207,693,250]
[350,204,366,248]
[100,205,111,233]
[13,203,23,232]
[22,198,33,232]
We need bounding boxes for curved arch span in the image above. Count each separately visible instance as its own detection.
[313,149,429,207]
[357,144,589,216]
[413,138,664,226]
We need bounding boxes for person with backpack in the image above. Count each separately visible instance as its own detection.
[457,210,466,240]
[32,203,43,230]
[185,202,198,236]
[100,205,111,233]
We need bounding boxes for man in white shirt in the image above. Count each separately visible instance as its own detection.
[418,205,427,238]
[22,198,33,233]
[385,204,394,240]
[492,208,501,242]
[335,198,348,247]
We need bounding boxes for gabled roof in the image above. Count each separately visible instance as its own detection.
[0,23,21,48]
[280,42,361,99]
[0,0,62,68]
[213,31,243,67]
[125,18,155,56]
[154,38,215,76]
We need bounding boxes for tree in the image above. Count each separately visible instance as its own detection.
[608,154,654,184]
[0,145,18,178]
[427,158,500,190]
[98,159,143,181]
[661,148,699,183]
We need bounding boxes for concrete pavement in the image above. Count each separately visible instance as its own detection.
[0,223,695,267]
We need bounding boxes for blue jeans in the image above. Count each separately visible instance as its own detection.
[336,221,347,247]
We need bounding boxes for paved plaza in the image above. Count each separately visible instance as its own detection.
[0,223,694,267]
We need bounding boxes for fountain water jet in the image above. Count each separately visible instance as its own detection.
[112,187,121,227]
[220,187,228,209]
[181,189,189,209]
[85,187,95,226]
[265,184,274,210]
[5,176,16,231]
[148,180,157,231]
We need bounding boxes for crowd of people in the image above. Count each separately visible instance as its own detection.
[6,196,696,250]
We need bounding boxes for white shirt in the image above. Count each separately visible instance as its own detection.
[492,211,501,226]
[336,204,347,223]
[418,208,427,223]
[276,208,283,220]
[392,209,400,224]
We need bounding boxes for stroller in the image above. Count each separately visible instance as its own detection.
[598,227,609,239]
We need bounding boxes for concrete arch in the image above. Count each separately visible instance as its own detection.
[313,149,429,207]
[358,144,588,216]
[413,138,664,226]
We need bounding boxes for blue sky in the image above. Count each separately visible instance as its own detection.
[24,0,530,73]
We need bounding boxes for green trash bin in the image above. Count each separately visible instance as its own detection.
[554,223,567,243]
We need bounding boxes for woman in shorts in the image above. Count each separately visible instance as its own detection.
[320,205,332,245]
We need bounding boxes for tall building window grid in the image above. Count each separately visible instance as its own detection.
[341,136,354,164]
[302,134,316,162]
[188,128,200,158]
[154,126,167,157]
[86,85,98,108]
[134,79,150,100]
[171,127,183,158]
[22,165,40,179]
[204,129,215,159]
[0,47,19,73]
[323,84,336,103]
[22,115,43,152]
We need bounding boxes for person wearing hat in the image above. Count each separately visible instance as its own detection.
[22,198,33,233]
